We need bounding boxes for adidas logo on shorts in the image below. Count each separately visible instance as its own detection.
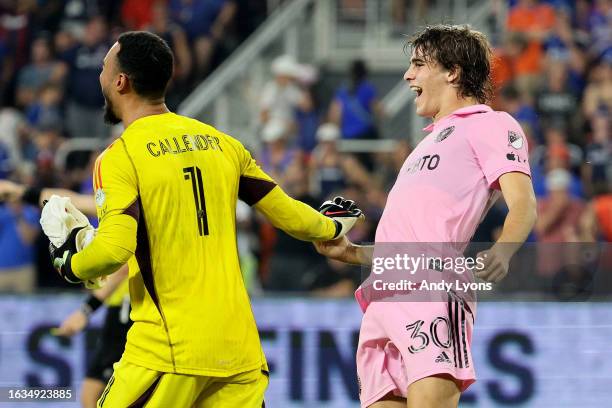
[435,351,451,364]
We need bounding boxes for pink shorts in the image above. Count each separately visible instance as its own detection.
[356,297,476,407]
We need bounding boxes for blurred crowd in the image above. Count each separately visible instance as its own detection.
[0,0,610,297]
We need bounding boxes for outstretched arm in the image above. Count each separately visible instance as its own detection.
[253,186,338,241]
[314,236,373,266]
[0,180,97,216]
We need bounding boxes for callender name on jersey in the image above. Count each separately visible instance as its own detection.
[72,112,338,376]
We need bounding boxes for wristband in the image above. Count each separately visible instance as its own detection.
[22,186,42,206]
[80,295,103,317]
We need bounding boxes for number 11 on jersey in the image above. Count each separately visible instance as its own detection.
[183,166,209,236]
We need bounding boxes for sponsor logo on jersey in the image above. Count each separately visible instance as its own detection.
[435,126,455,142]
[405,154,441,174]
[435,351,452,364]
[506,152,527,163]
[508,131,523,149]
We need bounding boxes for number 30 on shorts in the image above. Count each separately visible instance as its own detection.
[405,317,452,354]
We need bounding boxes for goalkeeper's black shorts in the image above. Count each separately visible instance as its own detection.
[86,303,132,383]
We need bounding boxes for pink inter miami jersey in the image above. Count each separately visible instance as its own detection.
[355,104,531,311]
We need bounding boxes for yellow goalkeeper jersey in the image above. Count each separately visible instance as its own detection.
[71,112,337,377]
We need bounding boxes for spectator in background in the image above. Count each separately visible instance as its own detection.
[0,36,13,105]
[29,122,64,188]
[0,107,26,174]
[390,0,427,35]
[15,35,66,108]
[536,168,586,278]
[293,63,320,156]
[582,55,612,121]
[0,142,12,179]
[169,0,237,79]
[258,118,302,187]
[535,55,581,136]
[328,59,383,170]
[309,123,373,201]
[580,191,612,242]
[574,0,593,35]
[259,54,312,133]
[586,0,611,59]
[0,152,39,292]
[506,0,556,94]
[0,0,32,79]
[544,7,588,95]
[536,168,585,242]
[328,59,383,141]
[121,0,155,30]
[0,201,39,293]
[232,0,268,43]
[500,32,531,97]
[25,83,63,130]
[63,16,109,139]
[59,0,101,36]
[53,27,77,59]
[583,109,611,197]
[147,0,193,109]
[531,126,583,198]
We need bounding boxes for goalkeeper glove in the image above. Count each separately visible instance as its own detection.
[319,196,364,238]
[49,226,84,284]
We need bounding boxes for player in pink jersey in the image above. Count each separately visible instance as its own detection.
[315,25,537,407]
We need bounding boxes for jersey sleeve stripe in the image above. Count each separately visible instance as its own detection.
[93,158,100,190]
[97,155,103,189]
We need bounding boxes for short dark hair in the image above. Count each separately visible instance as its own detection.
[116,31,173,100]
[406,24,493,103]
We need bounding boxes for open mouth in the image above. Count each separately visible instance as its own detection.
[410,85,423,97]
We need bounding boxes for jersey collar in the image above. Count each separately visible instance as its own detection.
[423,104,492,132]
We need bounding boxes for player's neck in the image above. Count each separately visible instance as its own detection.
[432,96,480,123]
[121,98,170,128]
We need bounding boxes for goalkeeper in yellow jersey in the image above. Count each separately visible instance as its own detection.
[47,31,363,408]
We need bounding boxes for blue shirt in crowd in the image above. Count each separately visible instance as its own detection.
[0,204,39,269]
[335,81,376,139]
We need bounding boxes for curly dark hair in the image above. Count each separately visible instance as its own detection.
[406,24,493,103]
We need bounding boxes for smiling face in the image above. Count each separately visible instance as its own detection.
[403,48,456,120]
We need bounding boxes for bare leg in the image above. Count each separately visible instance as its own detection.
[406,375,461,408]
[81,378,106,408]
[368,391,406,408]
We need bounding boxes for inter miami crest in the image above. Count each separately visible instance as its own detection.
[508,131,523,149]
[435,126,454,142]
